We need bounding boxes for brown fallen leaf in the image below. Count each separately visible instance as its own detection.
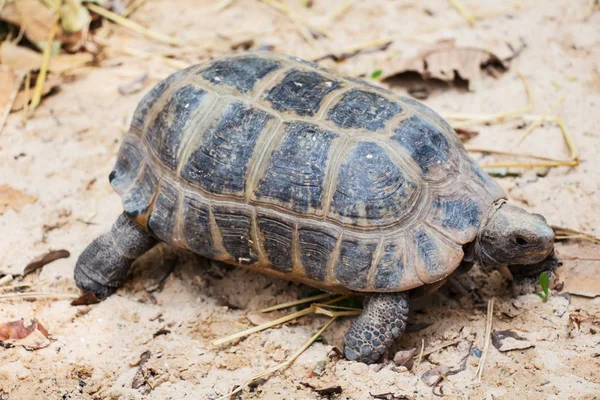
[0,0,63,48]
[0,42,94,74]
[393,347,418,369]
[0,319,52,350]
[71,291,101,306]
[382,40,507,91]
[455,127,479,142]
[12,73,62,112]
[491,330,534,352]
[0,184,38,215]
[118,73,148,95]
[23,249,71,276]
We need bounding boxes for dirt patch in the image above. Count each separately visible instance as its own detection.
[1,0,599,399]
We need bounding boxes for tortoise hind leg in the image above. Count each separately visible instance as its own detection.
[74,213,158,299]
[344,292,409,364]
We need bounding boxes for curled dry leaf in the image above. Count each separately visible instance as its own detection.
[0,319,52,350]
[71,291,101,306]
[0,184,38,215]
[382,40,507,91]
[0,0,63,49]
[12,73,62,112]
[0,42,94,74]
[421,365,451,387]
[23,249,71,276]
[393,347,418,368]
[118,73,148,95]
[491,330,534,352]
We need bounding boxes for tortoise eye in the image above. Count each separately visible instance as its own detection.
[514,236,529,248]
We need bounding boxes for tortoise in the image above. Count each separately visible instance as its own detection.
[74,52,555,363]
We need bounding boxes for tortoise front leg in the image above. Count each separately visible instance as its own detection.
[344,292,409,364]
[74,213,158,298]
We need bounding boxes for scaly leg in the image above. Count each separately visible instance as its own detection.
[74,213,157,298]
[344,292,409,364]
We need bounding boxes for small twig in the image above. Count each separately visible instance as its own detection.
[0,69,25,136]
[551,225,600,244]
[412,338,425,373]
[0,292,79,300]
[29,17,59,115]
[21,70,31,126]
[213,0,236,12]
[420,339,462,358]
[114,46,190,69]
[313,306,361,318]
[259,293,333,313]
[474,298,494,381]
[219,317,338,400]
[123,0,147,17]
[312,37,393,62]
[322,0,357,25]
[86,3,179,46]
[516,96,565,145]
[448,0,476,25]
[212,295,347,346]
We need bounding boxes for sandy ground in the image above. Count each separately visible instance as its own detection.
[1,0,600,399]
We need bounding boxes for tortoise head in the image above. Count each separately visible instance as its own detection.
[476,203,554,267]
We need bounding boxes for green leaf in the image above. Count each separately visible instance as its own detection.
[371,69,383,79]
[539,271,550,302]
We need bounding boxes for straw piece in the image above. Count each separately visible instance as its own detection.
[115,46,190,69]
[324,0,357,24]
[0,69,25,136]
[516,97,565,145]
[220,317,338,400]
[0,274,13,286]
[313,306,361,318]
[551,225,600,244]
[0,292,79,300]
[259,292,333,313]
[474,298,494,381]
[124,0,147,17]
[448,0,476,25]
[21,70,31,125]
[212,307,315,346]
[86,3,179,46]
[29,17,59,114]
[413,338,425,372]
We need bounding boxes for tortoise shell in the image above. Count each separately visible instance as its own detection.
[110,52,505,294]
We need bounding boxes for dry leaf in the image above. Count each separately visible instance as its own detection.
[12,73,62,112]
[0,319,52,350]
[0,42,94,74]
[118,73,148,95]
[491,330,534,352]
[0,0,62,48]
[23,249,71,276]
[393,347,418,368]
[0,66,23,123]
[382,40,507,91]
[0,184,38,215]
[71,291,101,306]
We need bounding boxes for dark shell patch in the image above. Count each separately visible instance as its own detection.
[329,142,416,224]
[254,121,338,213]
[413,228,440,273]
[391,116,451,174]
[334,239,377,290]
[265,70,341,116]
[298,228,337,281]
[201,56,281,93]
[433,197,480,231]
[145,85,207,170]
[400,96,455,134]
[258,214,294,272]
[181,102,274,195]
[182,195,215,258]
[130,67,191,134]
[328,89,402,131]
[148,180,179,243]
[374,242,405,290]
[212,206,258,265]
